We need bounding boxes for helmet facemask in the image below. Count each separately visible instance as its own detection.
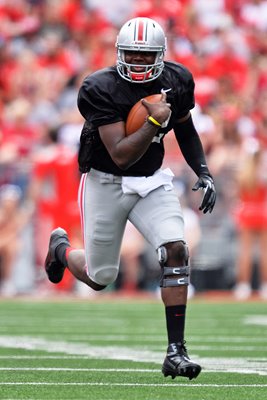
[117,49,164,83]
[116,18,167,83]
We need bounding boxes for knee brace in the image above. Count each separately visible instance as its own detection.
[158,241,190,287]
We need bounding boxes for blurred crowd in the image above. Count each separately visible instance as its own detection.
[1,0,267,300]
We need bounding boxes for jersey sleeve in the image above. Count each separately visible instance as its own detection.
[77,70,123,128]
[176,70,195,119]
[167,62,195,121]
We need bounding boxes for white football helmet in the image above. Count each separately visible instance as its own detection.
[116,17,167,83]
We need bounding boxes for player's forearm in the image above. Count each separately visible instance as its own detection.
[111,122,159,170]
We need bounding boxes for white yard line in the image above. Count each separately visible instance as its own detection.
[1,333,267,344]
[0,382,267,387]
[244,316,267,325]
[0,368,158,372]
[0,335,267,375]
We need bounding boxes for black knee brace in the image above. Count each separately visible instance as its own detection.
[158,242,190,288]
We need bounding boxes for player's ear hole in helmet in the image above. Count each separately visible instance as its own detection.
[116,17,167,83]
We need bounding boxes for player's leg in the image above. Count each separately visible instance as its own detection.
[258,229,267,299]
[129,186,201,380]
[158,241,201,380]
[45,226,102,288]
[234,227,253,299]
[45,170,136,291]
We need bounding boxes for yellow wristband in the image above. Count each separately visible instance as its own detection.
[147,116,161,127]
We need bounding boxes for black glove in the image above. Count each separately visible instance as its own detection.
[192,174,216,214]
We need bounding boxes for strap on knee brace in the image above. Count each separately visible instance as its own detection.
[160,265,190,287]
[158,245,190,288]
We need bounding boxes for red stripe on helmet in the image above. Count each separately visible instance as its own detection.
[137,19,144,41]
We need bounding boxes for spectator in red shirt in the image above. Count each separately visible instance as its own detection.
[233,146,267,300]
[29,129,81,293]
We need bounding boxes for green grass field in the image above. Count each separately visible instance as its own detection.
[0,296,266,399]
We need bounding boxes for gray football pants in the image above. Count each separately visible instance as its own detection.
[78,168,185,286]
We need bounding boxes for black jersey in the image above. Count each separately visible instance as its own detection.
[77,61,195,176]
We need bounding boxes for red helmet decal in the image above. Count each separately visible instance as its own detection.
[137,19,145,41]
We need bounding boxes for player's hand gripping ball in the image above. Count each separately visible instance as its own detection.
[125,94,162,135]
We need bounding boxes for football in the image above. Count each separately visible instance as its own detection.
[125,94,162,135]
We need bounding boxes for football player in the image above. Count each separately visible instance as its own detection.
[45,17,216,380]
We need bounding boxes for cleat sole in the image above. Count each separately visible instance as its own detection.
[162,365,201,380]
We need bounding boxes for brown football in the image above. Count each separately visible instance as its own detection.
[125,94,162,135]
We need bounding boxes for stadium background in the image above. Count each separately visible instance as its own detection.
[1,0,267,299]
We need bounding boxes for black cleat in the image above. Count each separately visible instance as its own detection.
[162,341,201,380]
[45,227,70,284]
